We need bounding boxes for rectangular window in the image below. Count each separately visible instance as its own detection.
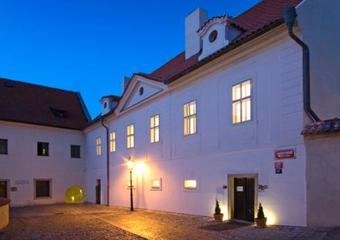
[150,115,160,143]
[37,142,49,156]
[35,179,51,198]
[232,80,252,124]
[127,124,135,149]
[151,178,162,191]
[96,137,102,156]
[183,101,197,135]
[184,179,197,189]
[0,139,8,155]
[71,145,81,158]
[109,132,116,152]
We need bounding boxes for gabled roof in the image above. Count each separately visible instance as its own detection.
[0,78,90,130]
[148,0,302,84]
[302,118,340,136]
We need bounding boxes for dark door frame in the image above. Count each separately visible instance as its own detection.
[227,174,258,222]
[96,179,101,204]
[0,179,9,199]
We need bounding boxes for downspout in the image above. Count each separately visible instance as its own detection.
[101,117,110,206]
[283,7,320,122]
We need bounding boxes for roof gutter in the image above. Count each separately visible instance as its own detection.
[284,7,320,122]
[100,117,110,206]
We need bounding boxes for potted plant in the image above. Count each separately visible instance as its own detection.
[255,203,267,228]
[213,200,224,221]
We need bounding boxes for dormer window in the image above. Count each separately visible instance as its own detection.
[103,102,107,109]
[197,16,242,60]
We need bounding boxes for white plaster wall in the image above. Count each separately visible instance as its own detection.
[85,31,307,226]
[0,121,85,206]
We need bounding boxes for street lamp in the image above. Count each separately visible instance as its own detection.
[127,156,134,211]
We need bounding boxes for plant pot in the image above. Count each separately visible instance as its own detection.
[214,213,224,222]
[255,217,267,228]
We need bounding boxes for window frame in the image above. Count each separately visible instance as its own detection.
[183,100,197,136]
[0,139,8,155]
[150,114,160,143]
[37,142,49,157]
[109,131,116,153]
[96,137,102,156]
[34,179,52,199]
[183,179,198,190]
[126,124,135,149]
[70,145,81,158]
[232,80,252,124]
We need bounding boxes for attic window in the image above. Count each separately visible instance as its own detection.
[103,102,108,109]
[139,86,144,96]
[50,107,68,118]
[209,30,218,43]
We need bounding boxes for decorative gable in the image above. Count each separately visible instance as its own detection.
[116,75,166,112]
[198,16,242,60]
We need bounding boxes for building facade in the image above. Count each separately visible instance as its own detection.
[1,0,339,227]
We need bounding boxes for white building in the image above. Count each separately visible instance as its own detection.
[1,0,340,227]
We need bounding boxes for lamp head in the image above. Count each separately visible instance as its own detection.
[127,156,134,170]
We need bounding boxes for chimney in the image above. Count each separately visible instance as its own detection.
[185,8,208,59]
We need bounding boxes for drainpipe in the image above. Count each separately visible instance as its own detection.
[283,7,320,122]
[101,117,110,206]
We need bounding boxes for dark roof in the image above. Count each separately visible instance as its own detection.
[0,78,90,130]
[302,118,340,135]
[148,0,302,84]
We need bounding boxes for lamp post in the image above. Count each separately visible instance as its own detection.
[127,156,134,211]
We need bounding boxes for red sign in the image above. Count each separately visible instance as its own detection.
[274,149,296,160]
[274,162,283,169]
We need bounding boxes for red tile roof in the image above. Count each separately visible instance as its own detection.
[302,118,340,135]
[0,78,90,130]
[148,0,302,83]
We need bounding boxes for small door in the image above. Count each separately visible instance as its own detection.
[95,179,101,204]
[0,181,8,198]
[234,177,255,222]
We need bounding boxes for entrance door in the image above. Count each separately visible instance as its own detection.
[234,177,255,222]
[95,179,101,204]
[0,181,8,198]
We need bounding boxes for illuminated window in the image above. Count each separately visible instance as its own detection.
[232,80,252,124]
[109,132,116,152]
[127,124,135,149]
[151,178,162,191]
[37,142,49,156]
[150,115,160,143]
[96,137,102,156]
[184,179,197,189]
[183,101,197,135]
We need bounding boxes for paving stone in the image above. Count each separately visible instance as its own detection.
[0,204,338,240]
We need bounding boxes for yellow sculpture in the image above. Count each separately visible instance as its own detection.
[65,186,85,204]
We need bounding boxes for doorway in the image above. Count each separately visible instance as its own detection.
[95,179,101,204]
[0,180,8,198]
[228,175,257,223]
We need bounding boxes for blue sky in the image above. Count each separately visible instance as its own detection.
[0,0,259,118]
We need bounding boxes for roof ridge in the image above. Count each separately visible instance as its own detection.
[0,77,78,95]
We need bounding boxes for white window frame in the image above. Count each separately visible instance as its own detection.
[150,114,160,143]
[96,137,102,156]
[184,179,198,190]
[232,80,252,124]
[183,100,197,136]
[126,124,135,149]
[109,132,116,152]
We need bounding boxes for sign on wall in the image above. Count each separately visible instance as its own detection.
[274,149,296,160]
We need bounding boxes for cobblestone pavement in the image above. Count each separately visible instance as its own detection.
[1,204,339,240]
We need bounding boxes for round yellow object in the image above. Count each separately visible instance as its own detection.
[65,186,85,204]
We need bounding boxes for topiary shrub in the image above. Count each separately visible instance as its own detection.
[215,200,221,215]
[257,203,265,219]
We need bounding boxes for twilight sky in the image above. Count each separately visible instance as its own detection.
[0,0,259,118]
